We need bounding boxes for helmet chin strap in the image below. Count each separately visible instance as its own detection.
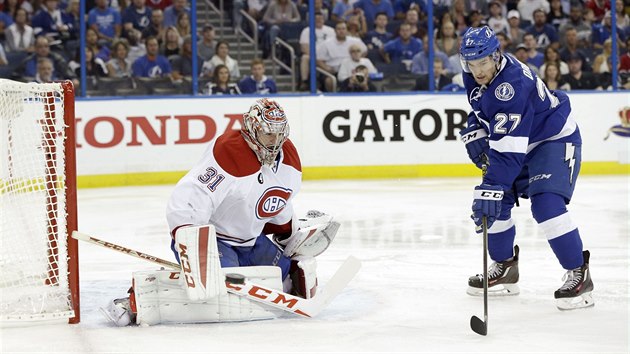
[493,50,502,69]
[488,50,503,84]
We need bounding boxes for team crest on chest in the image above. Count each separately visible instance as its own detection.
[256,186,292,219]
[495,83,515,101]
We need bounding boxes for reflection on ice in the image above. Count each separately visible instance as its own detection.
[0,176,627,353]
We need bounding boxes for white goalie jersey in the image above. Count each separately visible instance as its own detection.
[166,130,302,247]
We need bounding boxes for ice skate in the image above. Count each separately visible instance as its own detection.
[555,250,594,310]
[100,297,136,326]
[467,245,520,296]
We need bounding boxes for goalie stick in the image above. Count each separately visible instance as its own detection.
[72,231,361,318]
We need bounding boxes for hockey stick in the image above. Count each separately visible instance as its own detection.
[470,216,489,336]
[72,231,361,318]
[470,159,490,336]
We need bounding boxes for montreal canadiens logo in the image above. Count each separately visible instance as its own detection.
[256,187,292,219]
[495,82,514,101]
[264,108,285,122]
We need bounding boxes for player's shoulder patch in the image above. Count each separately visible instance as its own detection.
[213,130,260,177]
[281,139,302,172]
[494,82,515,101]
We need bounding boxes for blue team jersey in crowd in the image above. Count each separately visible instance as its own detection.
[364,30,393,49]
[238,76,277,94]
[463,53,581,190]
[31,10,60,37]
[131,55,172,77]
[122,5,152,32]
[354,0,395,21]
[383,37,423,62]
[87,7,121,38]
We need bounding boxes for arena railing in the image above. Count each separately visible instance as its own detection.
[271,37,297,92]
[236,9,259,63]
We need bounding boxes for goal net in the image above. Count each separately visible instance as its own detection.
[0,79,79,325]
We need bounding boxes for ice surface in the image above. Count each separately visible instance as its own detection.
[1,176,628,353]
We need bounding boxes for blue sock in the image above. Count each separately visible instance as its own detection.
[548,232,584,269]
[531,193,584,270]
[488,224,516,262]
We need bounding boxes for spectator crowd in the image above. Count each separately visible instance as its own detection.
[1,0,630,95]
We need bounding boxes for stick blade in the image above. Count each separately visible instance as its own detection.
[303,256,362,317]
[470,315,487,336]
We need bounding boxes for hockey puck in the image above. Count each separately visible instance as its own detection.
[225,273,245,284]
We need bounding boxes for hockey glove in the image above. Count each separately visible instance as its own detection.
[471,184,504,232]
[459,125,489,169]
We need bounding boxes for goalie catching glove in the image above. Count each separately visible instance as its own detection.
[274,210,340,258]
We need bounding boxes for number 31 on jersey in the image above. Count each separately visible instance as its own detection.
[198,167,225,192]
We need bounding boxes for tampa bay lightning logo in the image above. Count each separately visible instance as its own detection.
[495,83,515,101]
[149,65,163,78]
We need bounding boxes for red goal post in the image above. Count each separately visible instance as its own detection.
[0,79,79,325]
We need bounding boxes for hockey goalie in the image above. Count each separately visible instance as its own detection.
[102,98,341,326]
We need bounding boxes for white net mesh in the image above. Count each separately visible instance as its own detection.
[0,80,75,323]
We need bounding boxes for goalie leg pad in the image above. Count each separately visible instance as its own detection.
[133,267,284,325]
[175,224,227,301]
[289,256,318,299]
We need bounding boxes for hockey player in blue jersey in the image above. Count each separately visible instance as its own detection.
[458,26,594,310]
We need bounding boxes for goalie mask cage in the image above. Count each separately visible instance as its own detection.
[0,79,79,325]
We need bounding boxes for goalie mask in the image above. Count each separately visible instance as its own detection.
[242,98,290,166]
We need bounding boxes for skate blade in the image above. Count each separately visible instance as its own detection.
[556,292,595,311]
[466,283,520,296]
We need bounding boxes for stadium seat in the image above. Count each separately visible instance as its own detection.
[367,48,386,65]
[1,51,28,78]
[278,22,307,42]
[0,66,13,79]
[98,77,136,96]
[136,76,177,94]
[386,20,402,34]
[114,86,150,96]
[152,87,184,95]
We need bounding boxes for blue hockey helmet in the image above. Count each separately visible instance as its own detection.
[459,26,501,72]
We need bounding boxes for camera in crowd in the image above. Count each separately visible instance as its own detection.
[340,65,376,92]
